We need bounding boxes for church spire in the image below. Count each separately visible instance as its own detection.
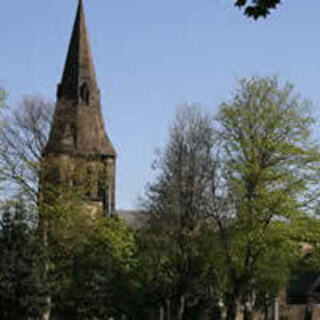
[43,0,117,217]
[58,0,98,100]
[45,0,116,158]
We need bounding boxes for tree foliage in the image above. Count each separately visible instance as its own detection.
[142,105,223,319]
[2,76,320,320]
[45,197,137,319]
[0,96,53,203]
[235,0,282,19]
[142,77,320,320]
[0,192,138,319]
[0,200,47,319]
[214,76,320,319]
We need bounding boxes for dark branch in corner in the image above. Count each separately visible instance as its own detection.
[235,0,282,19]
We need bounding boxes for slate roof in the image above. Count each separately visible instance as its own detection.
[116,210,148,228]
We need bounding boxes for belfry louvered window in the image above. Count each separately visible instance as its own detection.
[80,82,90,105]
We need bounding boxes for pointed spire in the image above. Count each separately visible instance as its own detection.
[45,0,116,158]
[58,0,98,100]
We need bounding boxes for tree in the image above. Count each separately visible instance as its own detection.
[47,208,137,319]
[0,95,53,204]
[142,105,223,319]
[0,95,54,319]
[215,76,320,319]
[0,199,47,319]
[0,94,138,319]
[235,0,282,19]
[0,188,137,320]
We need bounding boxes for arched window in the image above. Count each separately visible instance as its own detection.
[80,83,90,105]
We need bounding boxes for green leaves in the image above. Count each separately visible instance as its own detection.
[141,106,220,317]
[0,200,47,319]
[141,79,320,317]
[218,76,317,217]
[215,75,320,314]
[44,198,138,318]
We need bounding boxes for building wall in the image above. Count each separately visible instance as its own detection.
[41,153,116,218]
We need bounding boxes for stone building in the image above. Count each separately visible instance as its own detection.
[42,0,116,218]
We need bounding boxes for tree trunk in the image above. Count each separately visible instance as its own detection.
[41,296,51,320]
[178,295,185,320]
[305,306,312,320]
[160,306,164,320]
[40,218,51,320]
[226,299,237,320]
[243,304,253,320]
[211,304,223,320]
[166,299,171,320]
[264,303,269,320]
[272,296,279,320]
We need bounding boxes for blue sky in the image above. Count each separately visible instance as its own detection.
[1,0,320,209]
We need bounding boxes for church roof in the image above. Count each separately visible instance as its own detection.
[117,210,148,228]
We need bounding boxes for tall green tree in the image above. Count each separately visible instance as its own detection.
[45,197,137,319]
[0,199,47,320]
[142,105,223,320]
[215,76,320,319]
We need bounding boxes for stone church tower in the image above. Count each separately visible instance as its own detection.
[43,0,116,217]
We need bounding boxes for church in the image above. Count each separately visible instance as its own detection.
[42,0,116,219]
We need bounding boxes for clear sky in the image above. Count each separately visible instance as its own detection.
[1,0,320,209]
